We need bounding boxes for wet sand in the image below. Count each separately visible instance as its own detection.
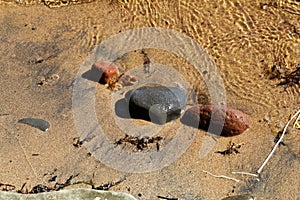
[0,0,300,199]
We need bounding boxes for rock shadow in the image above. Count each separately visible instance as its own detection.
[180,111,224,137]
[115,98,155,122]
[81,67,104,84]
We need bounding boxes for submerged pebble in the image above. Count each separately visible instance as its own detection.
[181,105,250,136]
[118,74,137,86]
[125,85,187,124]
[18,118,50,131]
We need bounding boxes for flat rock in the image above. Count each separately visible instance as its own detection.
[0,189,137,200]
[125,85,187,124]
[221,194,255,200]
[181,105,251,137]
[18,118,50,132]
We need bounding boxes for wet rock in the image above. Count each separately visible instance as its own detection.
[92,61,119,84]
[118,74,138,86]
[0,189,137,200]
[18,118,50,132]
[125,85,187,124]
[181,105,250,137]
[221,194,255,200]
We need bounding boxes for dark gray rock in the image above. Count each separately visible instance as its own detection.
[18,118,50,132]
[125,85,187,124]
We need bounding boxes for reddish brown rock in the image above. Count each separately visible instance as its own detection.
[181,105,251,137]
[92,61,119,84]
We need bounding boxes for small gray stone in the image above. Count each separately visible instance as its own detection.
[125,85,187,124]
[18,118,50,132]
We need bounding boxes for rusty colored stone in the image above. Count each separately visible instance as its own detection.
[92,61,119,84]
[181,105,251,137]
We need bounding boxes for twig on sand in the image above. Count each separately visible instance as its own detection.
[231,172,260,181]
[231,171,259,177]
[256,109,300,174]
[202,170,240,182]
[293,112,300,129]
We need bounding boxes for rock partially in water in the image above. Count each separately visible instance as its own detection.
[221,194,255,200]
[125,85,187,124]
[181,105,251,137]
[118,74,138,86]
[0,189,137,200]
[92,61,119,84]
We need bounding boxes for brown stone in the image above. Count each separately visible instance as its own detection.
[92,61,119,84]
[181,105,251,137]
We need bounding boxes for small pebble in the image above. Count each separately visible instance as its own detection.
[263,115,270,123]
[92,61,119,84]
[37,74,59,86]
[181,105,251,137]
[18,118,50,131]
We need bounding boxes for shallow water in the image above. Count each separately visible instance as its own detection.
[0,0,299,199]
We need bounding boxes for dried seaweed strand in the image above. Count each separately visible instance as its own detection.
[257,109,300,174]
[202,170,240,182]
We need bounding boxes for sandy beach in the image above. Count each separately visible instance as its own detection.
[0,0,299,199]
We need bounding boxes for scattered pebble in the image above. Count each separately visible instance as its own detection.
[181,105,251,137]
[37,74,59,86]
[18,118,50,131]
[263,115,270,123]
[125,85,187,124]
[92,61,119,84]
